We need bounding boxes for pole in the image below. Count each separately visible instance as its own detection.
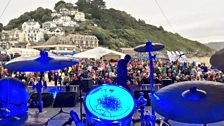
[79,84,83,121]
[38,72,44,112]
[147,41,155,126]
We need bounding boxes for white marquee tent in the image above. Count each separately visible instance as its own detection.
[73,47,125,60]
[7,48,40,57]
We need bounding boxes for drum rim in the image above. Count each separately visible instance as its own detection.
[84,84,136,123]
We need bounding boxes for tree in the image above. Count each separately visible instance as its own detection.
[19,13,31,23]
[0,23,3,32]
[93,33,106,45]
[41,15,52,23]
[65,3,74,10]
[91,0,106,9]
[44,34,49,41]
[76,0,91,12]
[4,7,52,30]
[54,1,66,11]
[54,1,74,11]
[91,8,102,19]
[0,23,3,40]
[159,26,164,31]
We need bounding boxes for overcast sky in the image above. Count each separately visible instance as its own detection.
[0,0,223,43]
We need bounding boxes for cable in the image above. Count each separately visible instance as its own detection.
[0,0,12,19]
[152,0,176,32]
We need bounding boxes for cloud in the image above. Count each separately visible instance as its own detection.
[1,0,224,43]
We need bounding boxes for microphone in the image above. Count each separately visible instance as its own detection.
[70,110,85,126]
[62,118,73,126]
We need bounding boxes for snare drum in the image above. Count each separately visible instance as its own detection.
[84,84,136,126]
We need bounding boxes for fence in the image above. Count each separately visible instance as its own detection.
[27,84,162,94]
[27,85,80,94]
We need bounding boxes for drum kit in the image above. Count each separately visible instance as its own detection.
[0,51,79,125]
[0,41,224,126]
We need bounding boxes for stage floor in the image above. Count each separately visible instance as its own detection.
[1,104,224,126]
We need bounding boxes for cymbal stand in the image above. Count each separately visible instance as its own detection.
[137,92,147,126]
[79,84,83,121]
[35,72,44,112]
[49,77,69,120]
[146,41,156,126]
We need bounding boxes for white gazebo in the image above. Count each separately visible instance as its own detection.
[73,47,125,60]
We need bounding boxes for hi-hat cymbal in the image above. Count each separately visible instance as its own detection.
[5,51,79,72]
[210,48,224,71]
[134,41,164,52]
[151,81,224,124]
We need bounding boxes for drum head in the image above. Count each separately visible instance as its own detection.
[0,78,29,117]
[84,84,135,121]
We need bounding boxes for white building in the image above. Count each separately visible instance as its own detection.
[74,12,85,22]
[61,16,72,22]
[53,16,71,25]
[1,29,23,41]
[51,12,61,18]
[66,34,98,48]
[53,16,78,27]
[21,19,44,43]
[25,28,44,42]
[59,8,70,15]
[1,31,9,41]
[69,9,78,16]
[18,31,26,42]
[42,21,57,31]
[9,29,21,41]
[48,27,65,36]
[22,19,40,31]
[62,21,78,27]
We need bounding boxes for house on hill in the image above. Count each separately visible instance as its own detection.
[32,35,76,55]
[47,27,65,36]
[22,19,40,31]
[1,28,22,41]
[74,12,85,22]
[53,16,78,27]
[21,19,44,43]
[66,34,98,49]
[42,21,57,31]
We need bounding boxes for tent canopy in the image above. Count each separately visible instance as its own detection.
[73,47,125,60]
[7,48,40,57]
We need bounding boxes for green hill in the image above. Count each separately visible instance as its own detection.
[3,0,213,52]
[4,7,52,30]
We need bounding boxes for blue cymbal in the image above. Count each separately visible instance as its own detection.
[210,48,224,72]
[134,41,164,52]
[151,81,224,124]
[4,51,79,72]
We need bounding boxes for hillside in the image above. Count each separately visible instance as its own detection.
[3,0,213,52]
[206,42,224,51]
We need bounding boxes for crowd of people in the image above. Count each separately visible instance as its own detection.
[0,56,223,91]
